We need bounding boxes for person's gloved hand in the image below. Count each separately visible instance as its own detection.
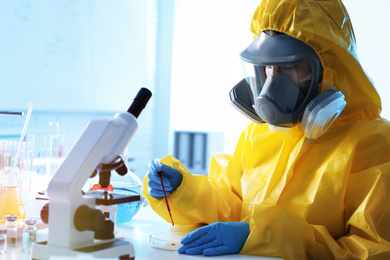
[178,222,250,256]
[147,159,182,199]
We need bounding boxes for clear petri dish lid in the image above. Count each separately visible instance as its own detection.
[149,232,186,251]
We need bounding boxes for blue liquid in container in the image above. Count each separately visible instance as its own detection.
[114,185,145,226]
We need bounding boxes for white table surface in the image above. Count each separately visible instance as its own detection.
[0,204,282,260]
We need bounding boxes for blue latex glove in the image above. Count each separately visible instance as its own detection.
[147,159,183,199]
[178,222,250,256]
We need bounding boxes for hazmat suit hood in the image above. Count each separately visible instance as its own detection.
[250,0,381,127]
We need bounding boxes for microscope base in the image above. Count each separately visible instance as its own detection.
[32,238,135,260]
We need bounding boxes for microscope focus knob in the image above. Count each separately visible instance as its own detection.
[116,163,128,176]
[40,203,50,224]
[74,205,105,232]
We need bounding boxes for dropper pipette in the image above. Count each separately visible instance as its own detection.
[154,158,174,226]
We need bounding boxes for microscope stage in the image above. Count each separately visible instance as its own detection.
[85,190,141,206]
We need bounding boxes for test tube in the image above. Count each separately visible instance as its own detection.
[0,141,5,171]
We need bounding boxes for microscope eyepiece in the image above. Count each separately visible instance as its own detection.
[127,87,152,118]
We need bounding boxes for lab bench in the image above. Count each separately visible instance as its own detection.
[0,205,281,260]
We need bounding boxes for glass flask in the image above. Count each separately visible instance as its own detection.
[111,169,146,225]
[0,167,25,223]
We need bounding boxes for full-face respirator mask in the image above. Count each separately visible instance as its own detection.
[230,32,346,139]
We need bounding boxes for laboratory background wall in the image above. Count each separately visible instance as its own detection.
[0,0,174,180]
[1,0,389,183]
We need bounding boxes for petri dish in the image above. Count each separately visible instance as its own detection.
[149,232,186,251]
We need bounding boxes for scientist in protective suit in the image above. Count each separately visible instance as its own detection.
[143,0,390,259]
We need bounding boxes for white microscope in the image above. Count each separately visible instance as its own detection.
[32,88,152,260]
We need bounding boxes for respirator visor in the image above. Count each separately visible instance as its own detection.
[239,32,322,127]
[242,61,313,99]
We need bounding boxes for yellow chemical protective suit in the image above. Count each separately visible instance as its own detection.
[143,0,390,259]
